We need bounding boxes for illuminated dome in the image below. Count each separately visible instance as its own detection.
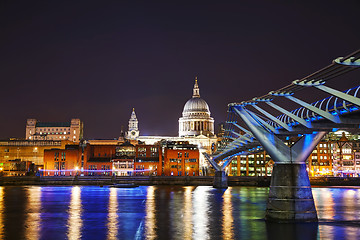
[179,77,214,137]
[182,97,211,117]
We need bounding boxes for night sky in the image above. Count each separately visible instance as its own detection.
[1,1,360,139]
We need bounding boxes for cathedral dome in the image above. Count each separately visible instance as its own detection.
[181,77,210,117]
[182,97,210,116]
[179,77,215,137]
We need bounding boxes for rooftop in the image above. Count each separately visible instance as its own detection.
[36,122,71,127]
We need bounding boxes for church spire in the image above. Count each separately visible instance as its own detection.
[130,108,137,119]
[192,76,200,98]
[127,108,139,140]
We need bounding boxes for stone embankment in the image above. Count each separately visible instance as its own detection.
[0,176,359,187]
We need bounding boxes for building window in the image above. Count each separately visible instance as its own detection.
[138,147,146,152]
[54,162,59,170]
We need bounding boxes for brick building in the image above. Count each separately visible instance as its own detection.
[134,144,162,176]
[163,141,199,176]
[43,143,115,176]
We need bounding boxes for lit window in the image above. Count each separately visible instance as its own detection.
[64,132,66,134]
[74,130,76,134]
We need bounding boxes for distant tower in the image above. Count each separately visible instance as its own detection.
[127,108,140,140]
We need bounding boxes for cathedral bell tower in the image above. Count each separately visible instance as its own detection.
[126,108,140,140]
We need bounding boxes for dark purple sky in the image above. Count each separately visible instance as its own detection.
[1,1,359,139]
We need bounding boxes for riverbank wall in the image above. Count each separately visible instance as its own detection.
[1,176,360,187]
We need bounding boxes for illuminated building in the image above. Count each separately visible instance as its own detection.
[26,118,83,142]
[163,141,199,176]
[111,141,135,176]
[43,143,115,176]
[228,152,273,177]
[306,141,333,176]
[332,132,355,177]
[134,78,217,175]
[134,144,162,176]
[0,139,70,172]
[178,77,214,137]
[43,145,82,176]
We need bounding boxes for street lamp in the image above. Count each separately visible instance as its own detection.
[186,166,190,176]
[149,166,153,176]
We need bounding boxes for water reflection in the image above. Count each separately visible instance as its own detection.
[25,187,41,240]
[222,188,234,239]
[183,186,193,238]
[145,186,156,240]
[67,186,82,240]
[1,186,360,239]
[192,186,210,239]
[107,187,118,240]
[313,187,360,239]
[0,187,3,238]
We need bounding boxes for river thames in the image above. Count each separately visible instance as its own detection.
[1,185,360,239]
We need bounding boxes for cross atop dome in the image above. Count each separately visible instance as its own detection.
[193,76,200,98]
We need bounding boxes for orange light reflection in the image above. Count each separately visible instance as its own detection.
[67,186,82,240]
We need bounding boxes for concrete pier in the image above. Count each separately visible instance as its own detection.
[265,163,317,222]
[213,171,228,188]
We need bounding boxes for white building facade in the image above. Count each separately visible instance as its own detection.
[126,108,140,140]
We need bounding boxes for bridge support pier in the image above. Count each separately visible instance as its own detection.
[265,163,317,222]
[233,107,327,222]
[213,171,228,188]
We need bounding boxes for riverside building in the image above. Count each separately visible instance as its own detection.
[43,143,115,176]
[0,139,71,172]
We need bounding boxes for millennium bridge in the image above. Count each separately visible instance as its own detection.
[205,49,360,222]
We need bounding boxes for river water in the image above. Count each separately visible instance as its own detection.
[0,185,360,240]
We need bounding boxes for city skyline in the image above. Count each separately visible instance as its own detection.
[1,1,360,139]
